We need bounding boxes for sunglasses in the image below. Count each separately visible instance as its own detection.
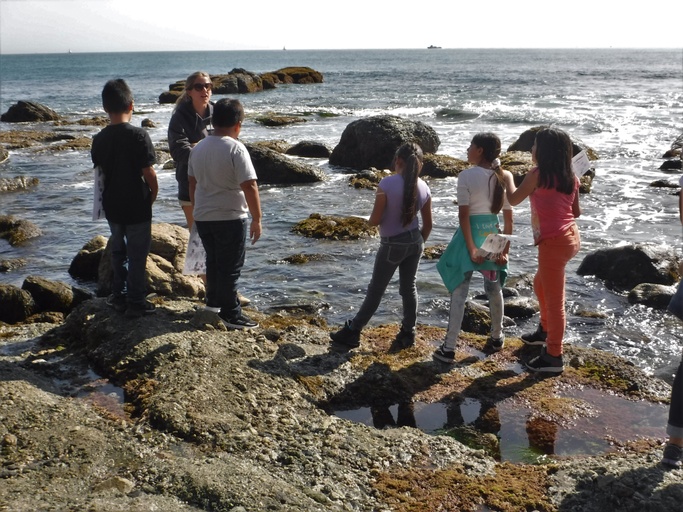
[191,83,212,92]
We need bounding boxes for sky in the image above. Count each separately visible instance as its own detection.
[1,0,682,54]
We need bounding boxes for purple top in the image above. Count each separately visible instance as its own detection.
[377,173,431,237]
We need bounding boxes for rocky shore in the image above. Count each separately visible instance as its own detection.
[1,295,682,511]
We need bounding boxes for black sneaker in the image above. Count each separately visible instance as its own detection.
[106,293,127,313]
[220,313,258,330]
[433,343,456,364]
[330,320,361,351]
[525,346,564,374]
[521,324,547,345]
[485,336,504,352]
[394,326,416,348]
[662,442,683,469]
[125,299,156,318]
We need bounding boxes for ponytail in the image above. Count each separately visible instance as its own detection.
[395,142,424,227]
[490,158,505,214]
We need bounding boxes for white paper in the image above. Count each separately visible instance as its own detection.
[572,150,591,178]
[92,166,106,221]
[182,223,206,275]
[475,233,510,261]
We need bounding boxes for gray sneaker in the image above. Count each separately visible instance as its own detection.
[485,336,505,353]
[125,299,156,318]
[662,443,683,469]
[433,343,455,364]
[525,346,564,374]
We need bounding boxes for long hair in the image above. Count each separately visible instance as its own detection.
[471,132,504,214]
[174,71,211,107]
[394,142,424,227]
[535,127,574,194]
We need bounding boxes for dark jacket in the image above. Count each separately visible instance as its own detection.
[168,100,213,201]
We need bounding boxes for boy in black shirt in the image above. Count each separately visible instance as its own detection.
[91,79,158,317]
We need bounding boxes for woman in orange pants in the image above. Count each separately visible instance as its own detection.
[504,127,581,373]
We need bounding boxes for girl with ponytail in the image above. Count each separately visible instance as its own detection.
[434,133,514,363]
[330,142,433,351]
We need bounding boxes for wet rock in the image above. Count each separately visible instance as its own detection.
[141,118,156,128]
[0,214,42,246]
[285,140,332,158]
[0,100,61,123]
[329,115,440,171]
[282,253,330,264]
[577,243,679,291]
[507,125,600,161]
[349,168,390,189]
[0,283,36,323]
[292,213,377,240]
[245,143,325,184]
[660,159,682,170]
[0,176,39,192]
[421,153,469,178]
[249,139,291,154]
[69,235,108,281]
[254,114,307,127]
[21,275,92,314]
[159,67,323,103]
[627,282,675,309]
[502,296,539,319]
[0,146,8,164]
[0,258,27,272]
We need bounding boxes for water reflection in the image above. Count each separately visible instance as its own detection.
[333,387,668,464]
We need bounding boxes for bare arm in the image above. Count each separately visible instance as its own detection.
[505,169,538,206]
[188,175,197,205]
[142,166,158,204]
[368,187,387,226]
[420,197,433,242]
[240,179,262,245]
[572,189,581,218]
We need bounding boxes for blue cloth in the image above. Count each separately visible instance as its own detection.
[436,214,508,293]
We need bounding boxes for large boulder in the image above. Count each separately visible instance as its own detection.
[96,223,203,299]
[1,101,62,123]
[507,126,599,161]
[69,235,108,281]
[0,176,39,192]
[159,67,324,104]
[21,275,92,314]
[286,141,332,158]
[0,215,42,245]
[0,284,36,323]
[245,143,326,184]
[577,244,679,291]
[329,115,440,171]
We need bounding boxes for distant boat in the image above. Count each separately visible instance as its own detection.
[427,45,441,49]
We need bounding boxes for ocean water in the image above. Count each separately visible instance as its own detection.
[1,48,682,377]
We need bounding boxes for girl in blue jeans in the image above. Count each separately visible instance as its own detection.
[330,142,433,351]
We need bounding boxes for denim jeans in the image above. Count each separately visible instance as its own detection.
[107,220,152,304]
[195,218,246,320]
[668,351,683,438]
[443,270,503,351]
[350,228,424,333]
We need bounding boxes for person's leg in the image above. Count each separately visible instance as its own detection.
[667,358,683,441]
[124,220,152,305]
[664,353,683,467]
[349,241,400,331]
[213,219,247,321]
[484,273,504,340]
[442,272,473,351]
[397,235,424,333]
[195,220,218,309]
[535,225,580,357]
[107,221,128,296]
